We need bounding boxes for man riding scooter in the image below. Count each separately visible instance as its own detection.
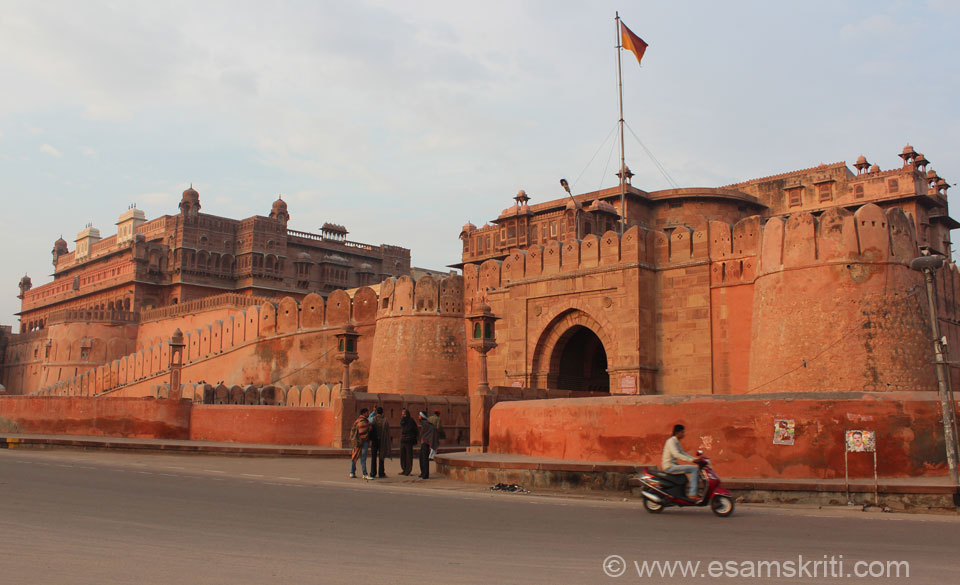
[661,424,700,502]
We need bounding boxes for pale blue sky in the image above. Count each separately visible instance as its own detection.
[2,0,958,325]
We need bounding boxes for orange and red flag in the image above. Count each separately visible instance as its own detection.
[620,21,648,66]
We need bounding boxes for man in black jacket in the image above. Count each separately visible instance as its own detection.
[418,411,439,479]
[399,409,418,476]
[368,406,392,478]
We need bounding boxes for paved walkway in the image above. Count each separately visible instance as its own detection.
[436,451,957,494]
[0,433,460,458]
[3,433,955,496]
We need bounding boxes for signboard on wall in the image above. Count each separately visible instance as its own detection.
[619,375,637,395]
[511,381,523,388]
[845,430,876,452]
[772,419,795,445]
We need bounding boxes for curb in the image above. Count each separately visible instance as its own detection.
[0,435,467,459]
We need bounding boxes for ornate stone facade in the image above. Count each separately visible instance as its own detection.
[17,186,411,332]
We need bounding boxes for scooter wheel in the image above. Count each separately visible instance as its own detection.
[710,495,734,517]
[643,496,663,514]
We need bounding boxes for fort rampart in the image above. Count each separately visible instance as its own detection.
[459,203,960,396]
[20,274,469,400]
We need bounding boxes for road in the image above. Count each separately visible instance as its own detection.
[0,449,957,585]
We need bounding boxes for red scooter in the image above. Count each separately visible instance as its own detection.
[636,451,735,517]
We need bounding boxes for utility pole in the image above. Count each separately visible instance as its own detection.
[910,255,960,501]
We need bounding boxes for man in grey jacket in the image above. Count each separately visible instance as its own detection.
[661,424,700,501]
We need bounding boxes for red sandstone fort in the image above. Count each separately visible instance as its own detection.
[0,145,957,481]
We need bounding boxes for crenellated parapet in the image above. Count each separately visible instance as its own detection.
[34,286,384,398]
[463,226,663,301]
[756,204,919,275]
[376,273,465,318]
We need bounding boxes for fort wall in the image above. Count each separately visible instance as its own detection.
[29,275,469,399]
[459,203,957,396]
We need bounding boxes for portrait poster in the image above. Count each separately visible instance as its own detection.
[773,419,795,445]
[845,430,876,452]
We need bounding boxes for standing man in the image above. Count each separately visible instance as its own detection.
[399,409,418,476]
[369,406,392,478]
[418,411,438,479]
[661,424,700,501]
[349,408,372,480]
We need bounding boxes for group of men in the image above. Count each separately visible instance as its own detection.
[349,409,700,499]
[349,407,443,480]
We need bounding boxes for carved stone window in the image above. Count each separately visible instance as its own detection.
[887,178,899,193]
[788,188,802,207]
[817,183,832,202]
[854,184,864,199]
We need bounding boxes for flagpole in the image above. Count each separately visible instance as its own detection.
[615,12,626,235]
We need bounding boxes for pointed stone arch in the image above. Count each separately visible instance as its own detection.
[530,308,616,392]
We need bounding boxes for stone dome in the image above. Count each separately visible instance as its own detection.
[869,164,880,173]
[182,184,199,203]
[272,196,287,212]
[856,155,867,165]
[461,222,477,232]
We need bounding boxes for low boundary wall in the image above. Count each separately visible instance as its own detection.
[0,396,190,439]
[487,391,959,479]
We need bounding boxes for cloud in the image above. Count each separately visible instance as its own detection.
[80,146,97,156]
[39,143,61,157]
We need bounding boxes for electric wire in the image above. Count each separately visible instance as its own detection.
[570,122,619,190]
[624,121,680,189]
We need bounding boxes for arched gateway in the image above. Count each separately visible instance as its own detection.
[531,309,613,392]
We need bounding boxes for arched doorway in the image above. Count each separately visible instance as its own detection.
[551,325,609,392]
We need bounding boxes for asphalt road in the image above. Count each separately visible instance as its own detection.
[0,449,958,585]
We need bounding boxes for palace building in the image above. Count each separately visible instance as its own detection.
[16,186,411,334]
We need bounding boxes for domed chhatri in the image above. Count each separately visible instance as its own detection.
[270,194,290,224]
[179,183,201,217]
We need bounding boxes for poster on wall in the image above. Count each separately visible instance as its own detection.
[619,375,637,395]
[511,381,523,388]
[773,419,795,445]
[845,430,876,452]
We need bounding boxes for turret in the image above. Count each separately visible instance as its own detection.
[270,195,289,225]
[51,236,68,266]
[17,274,32,299]
[179,184,201,219]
